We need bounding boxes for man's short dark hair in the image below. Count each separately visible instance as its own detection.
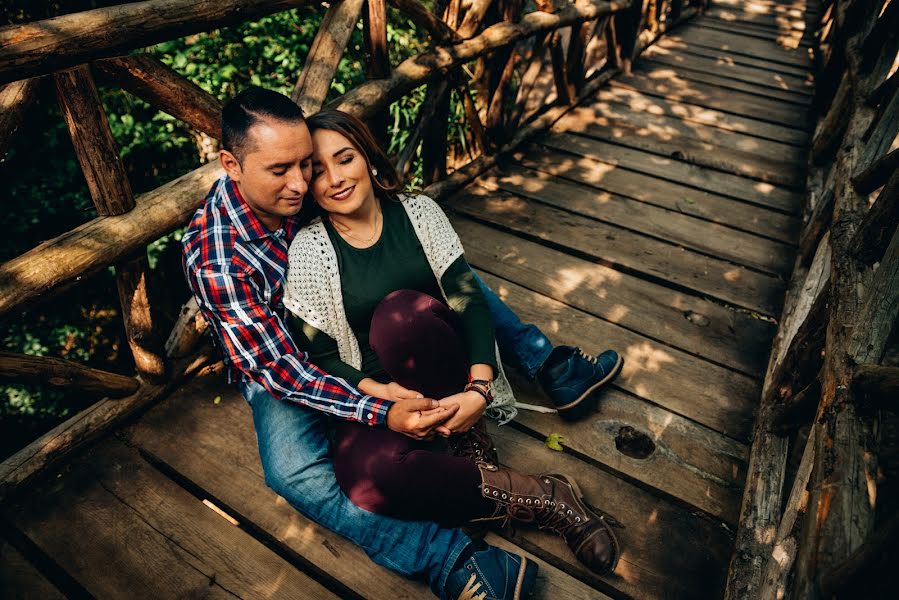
[221,87,305,161]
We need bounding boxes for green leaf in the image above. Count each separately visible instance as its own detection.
[545,433,565,452]
[213,396,222,405]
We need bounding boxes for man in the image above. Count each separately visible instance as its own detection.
[182,87,621,599]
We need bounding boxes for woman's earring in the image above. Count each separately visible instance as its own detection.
[371,167,379,178]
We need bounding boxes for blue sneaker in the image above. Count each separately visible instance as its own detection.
[445,544,537,600]
[538,346,623,421]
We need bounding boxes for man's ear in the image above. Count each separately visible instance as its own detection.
[220,149,242,182]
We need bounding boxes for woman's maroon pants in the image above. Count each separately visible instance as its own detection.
[333,289,494,525]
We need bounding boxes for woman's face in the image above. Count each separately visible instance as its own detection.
[309,128,376,217]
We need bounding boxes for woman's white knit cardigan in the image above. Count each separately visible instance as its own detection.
[282,193,518,424]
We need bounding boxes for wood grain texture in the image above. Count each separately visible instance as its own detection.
[518,145,800,244]
[0,77,40,160]
[454,185,786,316]
[0,351,139,397]
[292,0,365,115]
[540,132,802,212]
[553,102,806,189]
[0,539,66,600]
[0,0,308,84]
[54,64,134,216]
[8,440,337,599]
[453,215,774,377]
[614,70,811,129]
[477,163,794,275]
[93,54,223,138]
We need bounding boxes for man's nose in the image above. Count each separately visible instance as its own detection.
[287,170,307,194]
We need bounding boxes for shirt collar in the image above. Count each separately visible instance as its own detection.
[220,176,301,242]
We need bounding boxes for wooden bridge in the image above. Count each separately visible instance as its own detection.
[2,0,898,598]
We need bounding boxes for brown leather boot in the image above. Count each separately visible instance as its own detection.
[475,464,620,575]
[449,419,499,466]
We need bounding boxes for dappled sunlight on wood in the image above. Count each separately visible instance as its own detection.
[621,341,676,383]
[723,268,744,282]
[553,265,623,301]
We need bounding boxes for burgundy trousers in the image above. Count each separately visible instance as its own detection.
[333,290,494,525]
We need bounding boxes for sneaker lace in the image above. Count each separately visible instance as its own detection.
[576,348,598,365]
[458,573,487,600]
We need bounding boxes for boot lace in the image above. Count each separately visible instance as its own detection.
[457,573,487,600]
[576,348,599,365]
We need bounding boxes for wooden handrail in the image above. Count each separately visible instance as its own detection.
[0,0,309,85]
[333,0,631,119]
[0,352,139,397]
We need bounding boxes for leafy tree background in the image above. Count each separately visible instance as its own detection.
[0,0,444,458]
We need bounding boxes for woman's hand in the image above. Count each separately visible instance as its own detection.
[358,379,424,403]
[437,390,487,435]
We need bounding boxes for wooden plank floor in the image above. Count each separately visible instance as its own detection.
[0,3,817,598]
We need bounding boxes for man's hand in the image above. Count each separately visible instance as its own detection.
[437,391,487,435]
[386,398,459,440]
[359,379,425,403]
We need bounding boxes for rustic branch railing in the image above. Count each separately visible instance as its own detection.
[0,0,701,498]
[726,1,899,598]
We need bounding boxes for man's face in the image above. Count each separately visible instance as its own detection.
[221,118,313,231]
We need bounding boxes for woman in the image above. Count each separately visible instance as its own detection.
[282,109,619,575]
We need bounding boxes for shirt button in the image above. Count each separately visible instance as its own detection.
[367,413,374,420]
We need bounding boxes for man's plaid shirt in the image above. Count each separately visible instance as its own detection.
[182,175,391,425]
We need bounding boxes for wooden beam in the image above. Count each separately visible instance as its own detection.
[0,77,40,160]
[331,0,632,119]
[0,346,217,500]
[457,0,495,38]
[393,79,448,177]
[852,364,899,406]
[848,167,899,264]
[363,0,391,144]
[116,252,166,381]
[0,0,308,85]
[725,233,830,599]
[811,72,851,164]
[165,298,208,360]
[0,352,139,397]
[851,146,898,194]
[93,54,222,139]
[757,424,817,600]
[508,33,550,129]
[389,0,462,43]
[855,83,899,179]
[54,65,134,216]
[0,161,221,320]
[847,225,899,364]
[459,83,488,156]
[423,66,618,200]
[291,0,366,115]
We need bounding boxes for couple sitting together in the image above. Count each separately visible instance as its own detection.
[182,87,624,600]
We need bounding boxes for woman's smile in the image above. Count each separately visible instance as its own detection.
[330,185,356,201]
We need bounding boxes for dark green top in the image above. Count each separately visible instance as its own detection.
[289,198,496,386]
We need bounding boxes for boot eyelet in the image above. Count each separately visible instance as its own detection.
[493,491,498,496]
[466,564,473,570]
[567,510,572,515]
[536,500,541,505]
[576,517,581,522]
[502,494,507,499]
[560,504,565,509]
[526,499,532,505]
[543,479,550,484]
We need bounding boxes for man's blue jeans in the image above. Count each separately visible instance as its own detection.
[239,277,551,597]
[240,379,470,597]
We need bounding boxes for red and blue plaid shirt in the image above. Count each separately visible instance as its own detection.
[182,175,391,425]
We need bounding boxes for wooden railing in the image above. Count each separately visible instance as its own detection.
[0,0,703,497]
[726,0,898,598]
